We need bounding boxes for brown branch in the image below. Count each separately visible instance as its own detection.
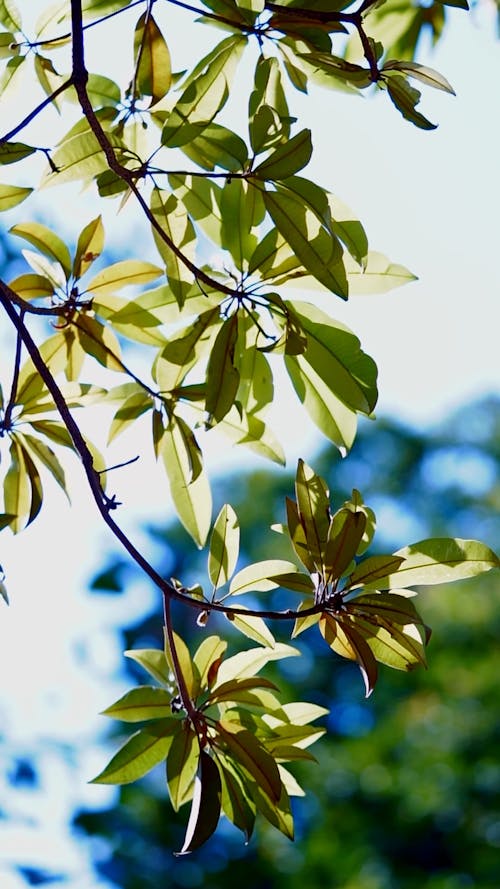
[1,317,24,433]
[69,0,236,299]
[0,277,325,625]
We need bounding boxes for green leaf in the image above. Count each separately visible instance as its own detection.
[295,458,330,573]
[8,273,55,300]
[0,141,36,165]
[365,538,500,589]
[15,432,68,500]
[10,221,72,279]
[206,676,278,707]
[229,559,303,596]
[192,635,227,692]
[347,554,405,589]
[91,722,178,784]
[167,722,198,811]
[133,12,171,105]
[263,188,347,297]
[285,351,358,451]
[226,607,276,648]
[169,173,222,243]
[0,183,32,211]
[73,215,105,279]
[324,506,367,583]
[160,414,212,547]
[216,719,282,802]
[108,391,151,444]
[40,131,125,187]
[214,643,299,687]
[384,73,437,130]
[383,60,455,95]
[253,128,312,180]
[177,751,222,854]
[3,439,31,533]
[75,314,123,372]
[155,307,221,392]
[205,314,240,425]
[124,648,173,687]
[219,757,256,841]
[0,0,22,31]
[84,259,162,296]
[102,686,174,722]
[320,613,378,697]
[162,35,246,148]
[150,187,195,307]
[178,122,249,173]
[220,178,265,270]
[345,250,417,294]
[189,403,285,465]
[208,504,240,590]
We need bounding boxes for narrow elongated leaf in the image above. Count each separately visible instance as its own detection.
[133,12,171,105]
[0,142,34,165]
[167,723,198,811]
[124,648,172,687]
[383,60,455,94]
[192,636,227,692]
[384,74,436,130]
[214,643,299,687]
[73,215,105,279]
[0,0,21,31]
[16,432,68,499]
[226,607,276,648]
[177,751,221,854]
[85,260,162,296]
[169,173,222,243]
[205,315,240,424]
[4,439,31,533]
[366,538,500,589]
[347,554,405,589]
[229,559,302,596]
[263,188,347,297]
[75,315,123,372]
[0,183,32,210]
[8,274,54,300]
[253,128,312,180]
[155,307,221,392]
[220,178,264,270]
[164,631,197,701]
[345,251,417,294]
[41,131,125,187]
[91,722,178,784]
[102,686,174,722]
[10,221,72,278]
[216,720,281,802]
[285,351,358,451]
[295,459,330,573]
[219,757,256,841]
[209,504,240,590]
[161,414,212,547]
[150,188,195,307]
[179,122,248,172]
[162,36,245,147]
[324,507,367,583]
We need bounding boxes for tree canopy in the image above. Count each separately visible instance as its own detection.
[0,0,498,857]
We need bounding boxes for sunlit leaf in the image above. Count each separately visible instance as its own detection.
[124,648,173,687]
[133,12,171,105]
[216,719,281,802]
[226,607,276,648]
[10,221,72,279]
[365,538,500,589]
[208,503,240,590]
[91,722,178,784]
[167,722,198,811]
[0,183,32,210]
[73,215,105,279]
[102,686,174,722]
[229,559,303,596]
[177,750,221,854]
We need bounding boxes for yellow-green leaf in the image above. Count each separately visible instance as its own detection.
[208,503,240,590]
[0,183,32,211]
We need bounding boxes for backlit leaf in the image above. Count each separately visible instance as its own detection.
[0,183,32,211]
[177,751,221,854]
[91,722,178,784]
[102,686,174,722]
[208,503,240,590]
[167,722,198,811]
[133,12,171,105]
[229,559,303,596]
[366,538,500,589]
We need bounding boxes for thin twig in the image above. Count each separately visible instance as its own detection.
[0,78,74,143]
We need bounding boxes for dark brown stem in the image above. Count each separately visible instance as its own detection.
[163,594,197,717]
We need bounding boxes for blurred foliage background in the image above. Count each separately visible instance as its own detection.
[69,393,500,889]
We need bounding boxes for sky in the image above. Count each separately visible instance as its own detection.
[0,1,499,886]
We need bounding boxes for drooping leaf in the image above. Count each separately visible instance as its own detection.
[167,722,199,811]
[133,12,172,105]
[205,314,240,425]
[253,129,312,181]
[73,215,105,279]
[177,750,222,854]
[295,458,330,573]
[192,635,227,693]
[216,719,282,802]
[208,503,240,590]
[150,187,196,307]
